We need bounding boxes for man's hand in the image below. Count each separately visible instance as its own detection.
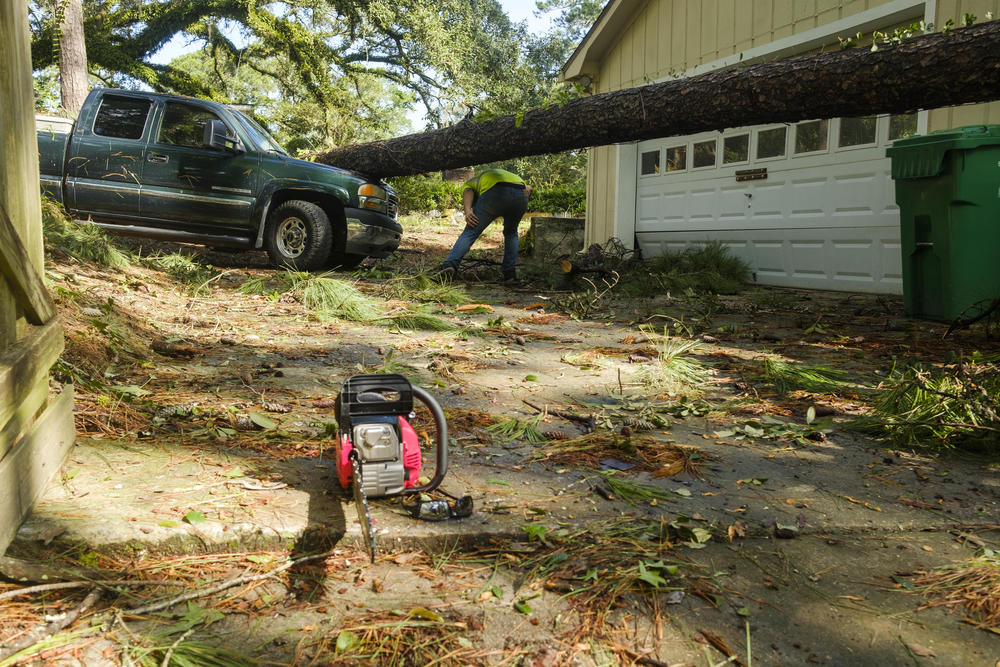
[524,185,533,199]
[465,209,479,227]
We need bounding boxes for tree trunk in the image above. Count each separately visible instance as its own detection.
[57,0,88,116]
[318,21,1000,179]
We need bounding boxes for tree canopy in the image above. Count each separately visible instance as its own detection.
[29,1,548,133]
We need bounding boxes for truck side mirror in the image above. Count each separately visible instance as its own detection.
[203,119,241,152]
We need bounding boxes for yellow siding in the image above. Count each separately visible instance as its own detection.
[928,0,1000,130]
[586,146,618,245]
[595,0,905,91]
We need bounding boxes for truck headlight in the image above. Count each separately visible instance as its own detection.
[358,183,389,214]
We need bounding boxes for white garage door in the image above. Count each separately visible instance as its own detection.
[635,114,918,294]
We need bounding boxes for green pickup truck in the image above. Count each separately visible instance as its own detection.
[37,88,401,270]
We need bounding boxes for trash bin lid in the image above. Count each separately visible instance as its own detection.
[886,125,1000,179]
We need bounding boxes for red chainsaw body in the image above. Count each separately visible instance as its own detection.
[336,416,422,492]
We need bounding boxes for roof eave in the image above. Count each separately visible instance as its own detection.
[560,0,648,82]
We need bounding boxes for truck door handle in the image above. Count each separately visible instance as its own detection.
[147,153,169,164]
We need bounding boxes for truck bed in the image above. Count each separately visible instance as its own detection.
[36,115,74,202]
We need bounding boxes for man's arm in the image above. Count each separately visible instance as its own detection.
[463,188,479,227]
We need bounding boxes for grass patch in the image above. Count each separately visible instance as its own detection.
[41,199,131,269]
[851,354,1000,450]
[623,241,750,297]
[762,358,854,395]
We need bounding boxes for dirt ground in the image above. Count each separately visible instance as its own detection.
[2,216,999,666]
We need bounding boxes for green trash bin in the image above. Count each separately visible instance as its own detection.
[886,125,1000,322]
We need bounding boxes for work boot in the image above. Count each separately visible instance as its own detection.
[502,270,520,285]
[438,262,458,279]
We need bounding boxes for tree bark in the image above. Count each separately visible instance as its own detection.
[57,0,88,116]
[318,21,1000,179]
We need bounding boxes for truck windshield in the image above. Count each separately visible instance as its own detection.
[232,110,288,156]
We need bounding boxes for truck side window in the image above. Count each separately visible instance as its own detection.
[93,95,151,140]
[158,102,223,149]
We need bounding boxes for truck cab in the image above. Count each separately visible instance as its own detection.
[38,88,401,270]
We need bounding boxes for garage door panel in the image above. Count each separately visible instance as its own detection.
[635,116,905,294]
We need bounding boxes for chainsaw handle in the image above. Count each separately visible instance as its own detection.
[402,385,448,496]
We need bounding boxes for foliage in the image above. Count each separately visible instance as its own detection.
[41,198,131,269]
[385,274,469,306]
[143,252,213,289]
[388,306,459,331]
[631,335,710,398]
[29,0,540,136]
[527,186,586,215]
[289,272,381,323]
[762,358,854,395]
[389,176,464,214]
[624,241,751,297]
[851,353,1000,450]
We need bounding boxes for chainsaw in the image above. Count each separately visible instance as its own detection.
[334,374,467,563]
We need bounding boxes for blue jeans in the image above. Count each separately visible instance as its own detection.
[444,185,528,273]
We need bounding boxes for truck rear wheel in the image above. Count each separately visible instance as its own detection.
[264,200,333,271]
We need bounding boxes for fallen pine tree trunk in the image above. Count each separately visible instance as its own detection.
[318,20,1000,178]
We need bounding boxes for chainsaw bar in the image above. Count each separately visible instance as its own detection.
[351,455,376,563]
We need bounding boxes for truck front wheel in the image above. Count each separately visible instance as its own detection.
[264,201,333,271]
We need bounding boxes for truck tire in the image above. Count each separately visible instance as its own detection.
[264,200,333,271]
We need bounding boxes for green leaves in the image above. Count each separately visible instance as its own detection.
[637,560,667,588]
[522,523,548,542]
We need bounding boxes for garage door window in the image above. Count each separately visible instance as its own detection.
[723,134,749,164]
[693,139,716,168]
[889,113,918,141]
[756,127,786,159]
[665,146,687,172]
[794,119,829,154]
[839,116,877,148]
[640,150,660,175]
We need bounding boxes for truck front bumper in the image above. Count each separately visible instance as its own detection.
[344,208,402,258]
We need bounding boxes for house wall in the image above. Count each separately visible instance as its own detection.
[584,0,1000,246]
[928,0,1000,129]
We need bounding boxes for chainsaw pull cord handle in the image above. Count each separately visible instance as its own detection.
[401,384,448,496]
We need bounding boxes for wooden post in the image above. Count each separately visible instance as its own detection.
[0,0,75,554]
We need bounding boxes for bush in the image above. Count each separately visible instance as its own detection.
[623,241,751,296]
[390,174,585,217]
[527,187,585,216]
[389,175,464,214]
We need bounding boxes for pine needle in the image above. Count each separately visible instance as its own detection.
[851,354,1000,450]
[41,200,131,269]
[388,274,469,305]
[388,306,459,331]
[762,358,853,395]
[295,275,381,322]
[631,335,709,397]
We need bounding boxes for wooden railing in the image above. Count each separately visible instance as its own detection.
[0,203,74,553]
